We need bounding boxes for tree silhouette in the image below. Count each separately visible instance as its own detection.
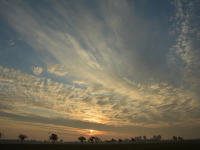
[78,136,86,144]
[60,139,63,143]
[131,138,135,143]
[111,138,116,143]
[173,136,177,141]
[94,137,101,144]
[18,134,28,144]
[49,133,58,144]
[157,135,162,140]
[118,138,122,144]
[178,136,184,141]
[88,136,95,144]
[153,135,157,140]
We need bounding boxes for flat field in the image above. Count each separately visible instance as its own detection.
[1,140,200,150]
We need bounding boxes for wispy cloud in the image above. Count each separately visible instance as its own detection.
[46,64,68,76]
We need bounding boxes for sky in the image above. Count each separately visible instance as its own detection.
[0,0,200,141]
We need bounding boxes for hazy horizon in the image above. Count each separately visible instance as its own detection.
[0,0,200,141]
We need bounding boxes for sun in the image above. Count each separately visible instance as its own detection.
[86,129,95,135]
[89,130,94,133]
[85,129,104,135]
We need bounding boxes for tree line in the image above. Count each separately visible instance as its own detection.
[0,132,133,144]
[0,132,184,144]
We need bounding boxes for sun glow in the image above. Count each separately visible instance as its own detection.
[89,130,94,133]
[85,129,96,135]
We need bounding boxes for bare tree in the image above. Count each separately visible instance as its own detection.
[78,136,86,144]
[18,134,28,144]
[49,133,58,144]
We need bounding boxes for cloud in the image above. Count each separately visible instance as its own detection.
[46,64,68,76]
[31,66,43,75]
[1,109,199,138]
[169,0,200,96]
[73,80,87,85]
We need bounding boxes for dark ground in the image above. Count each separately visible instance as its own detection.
[1,140,200,150]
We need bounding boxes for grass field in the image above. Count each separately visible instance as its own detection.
[1,140,200,150]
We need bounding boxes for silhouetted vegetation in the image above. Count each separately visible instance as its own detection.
[78,136,86,144]
[94,137,101,144]
[178,136,184,140]
[88,136,95,144]
[131,138,135,143]
[88,136,101,144]
[111,138,116,143]
[118,138,122,144]
[49,133,58,144]
[153,135,162,140]
[173,136,178,141]
[18,134,28,144]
